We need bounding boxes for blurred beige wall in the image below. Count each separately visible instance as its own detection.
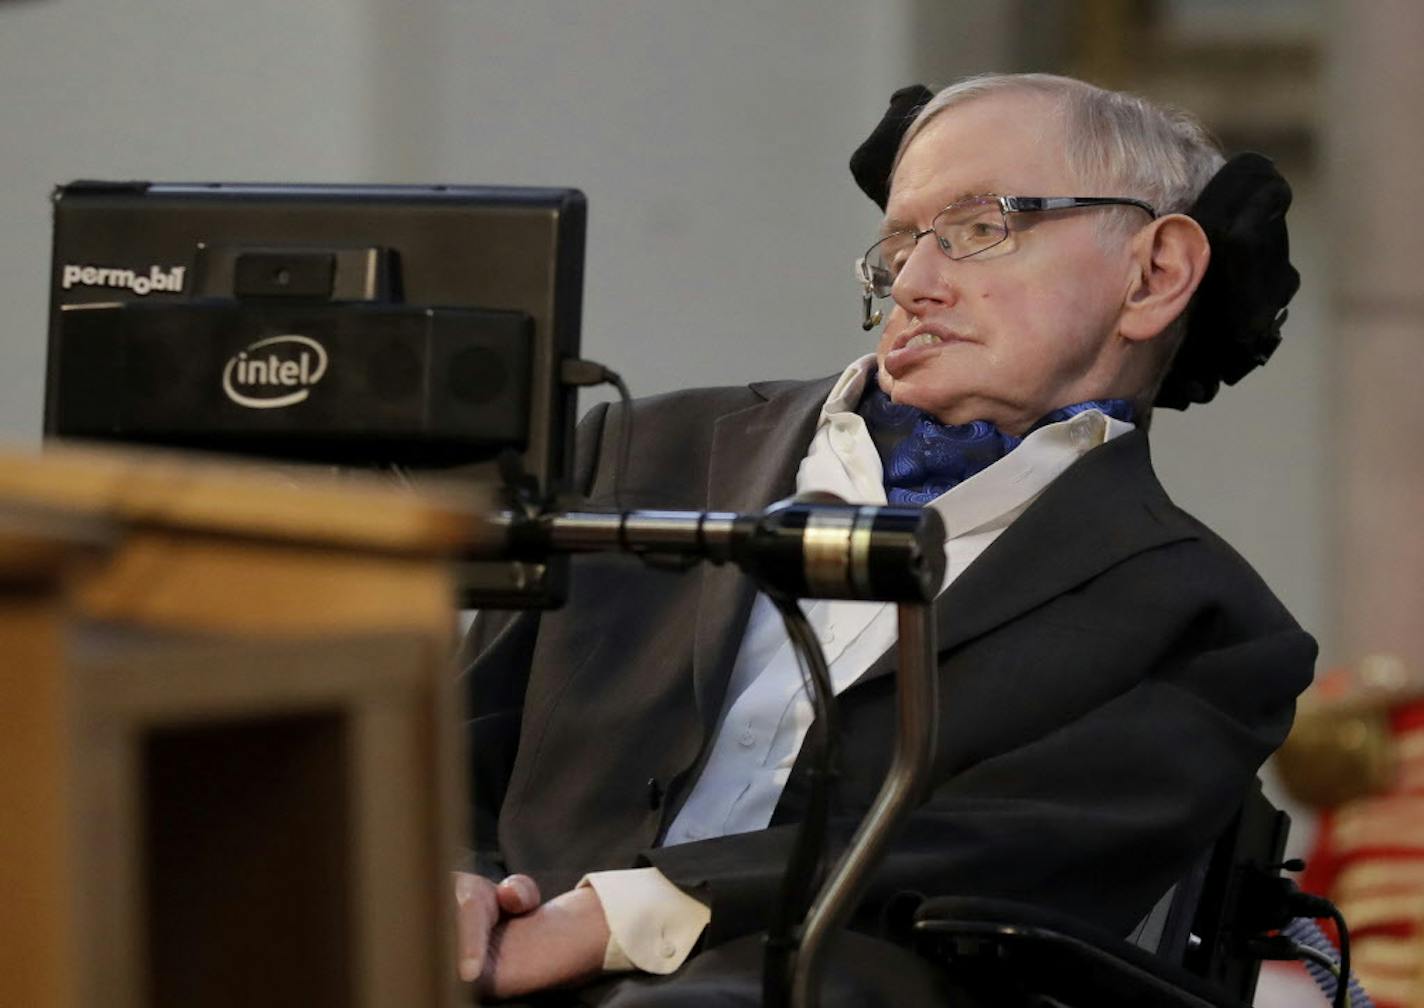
[1325,0,1424,677]
[0,0,377,437]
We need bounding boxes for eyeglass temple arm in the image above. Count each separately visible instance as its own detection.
[1002,196,1156,218]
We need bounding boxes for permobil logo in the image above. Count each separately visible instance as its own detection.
[221,334,329,409]
[61,263,186,296]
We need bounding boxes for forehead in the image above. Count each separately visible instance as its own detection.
[885,91,1076,222]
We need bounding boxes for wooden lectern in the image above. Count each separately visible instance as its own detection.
[0,446,487,1008]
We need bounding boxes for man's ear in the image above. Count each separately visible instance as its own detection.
[1119,213,1211,343]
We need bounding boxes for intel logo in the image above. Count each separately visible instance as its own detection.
[222,334,328,409]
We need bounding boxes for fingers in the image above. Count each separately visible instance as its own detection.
[452,871,498,983]
[495,873,541,915]
[451,872,541,985]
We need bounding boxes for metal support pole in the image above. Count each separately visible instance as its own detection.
[790,601,939,1008]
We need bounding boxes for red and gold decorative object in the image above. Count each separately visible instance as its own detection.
[1277,655,1424,1007]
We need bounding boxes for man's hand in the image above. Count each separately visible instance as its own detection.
[452,871,541,983]
[478,886,612,1000]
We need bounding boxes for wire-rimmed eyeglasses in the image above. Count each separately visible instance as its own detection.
[853,194,1157,329]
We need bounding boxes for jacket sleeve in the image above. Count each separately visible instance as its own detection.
[458,400,613,878]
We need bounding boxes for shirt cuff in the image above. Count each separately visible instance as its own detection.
[578,867,711,975]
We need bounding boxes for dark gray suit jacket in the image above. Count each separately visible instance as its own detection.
[462,376,1315,949]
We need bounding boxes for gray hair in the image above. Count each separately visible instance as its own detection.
[897,73,1225,219]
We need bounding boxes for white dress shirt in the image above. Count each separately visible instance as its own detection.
[581,354,1134,973]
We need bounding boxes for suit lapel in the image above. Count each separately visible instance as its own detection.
[935,429,1195,653]
[851,430,1197,691]
[691,376,836,725]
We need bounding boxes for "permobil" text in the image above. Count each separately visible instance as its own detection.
[61,263,186,296]
[221,334,329,409]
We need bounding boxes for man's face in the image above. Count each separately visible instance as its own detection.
[874,90,1137,433]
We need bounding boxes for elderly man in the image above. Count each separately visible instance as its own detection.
[456,73,1315,1003]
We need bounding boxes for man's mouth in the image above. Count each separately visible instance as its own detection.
[889,322,964,354]
[882,322,971,378]
[882,318,974,378]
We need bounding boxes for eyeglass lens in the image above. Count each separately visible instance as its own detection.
[864,198,1010,296]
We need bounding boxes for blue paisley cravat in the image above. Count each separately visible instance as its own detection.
[857,383,1134,505]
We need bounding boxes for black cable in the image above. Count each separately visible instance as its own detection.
[1286,891,1354,1008]
[1246,873,1360,1008]
[560,358,633,512]
[761,589,840,1008]
[1253,871,1361,1008]
[602,368,633,514]
[1328,905,1351,1008]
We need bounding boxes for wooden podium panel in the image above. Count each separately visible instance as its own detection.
[0,446,484,1008]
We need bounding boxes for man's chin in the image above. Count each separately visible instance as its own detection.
[880,381,1018,430]
[880,377,949,418]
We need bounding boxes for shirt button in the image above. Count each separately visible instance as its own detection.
[818,626,836,645]
[738,728,756,747]
[661,942,678,958]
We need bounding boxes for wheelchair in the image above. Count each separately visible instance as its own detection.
[911,781,1306,1007]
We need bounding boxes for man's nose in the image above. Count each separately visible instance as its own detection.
[891,232,958,311]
